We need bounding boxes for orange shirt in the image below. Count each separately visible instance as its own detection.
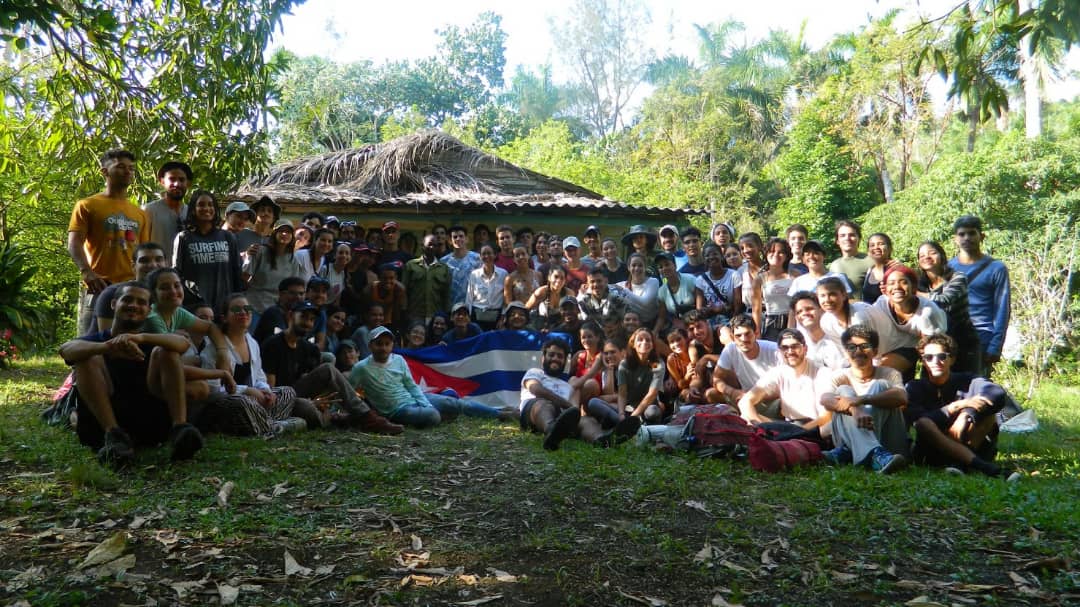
[68,193,148,283]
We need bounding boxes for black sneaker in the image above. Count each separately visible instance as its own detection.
[169,423,204,461]
[594,415,642,448]
[97,428,135,470]
[543,407,581,451]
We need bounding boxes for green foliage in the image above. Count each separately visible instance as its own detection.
[770,103,880,242]
[0,243,48,360]
[0,0,297,346]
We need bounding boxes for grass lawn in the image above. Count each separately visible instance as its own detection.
[1,356,1078,606]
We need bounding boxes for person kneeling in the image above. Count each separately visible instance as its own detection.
[906,334,1018,480]
[59,282,203,468]
[350,327,513,428]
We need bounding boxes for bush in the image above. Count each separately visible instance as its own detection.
[0,242,48,364]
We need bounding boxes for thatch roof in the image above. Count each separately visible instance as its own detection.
[231,131,702,218]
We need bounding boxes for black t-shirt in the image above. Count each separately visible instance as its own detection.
[253,304,288,345]
[904,372,1005,426]
[260,333,321,387]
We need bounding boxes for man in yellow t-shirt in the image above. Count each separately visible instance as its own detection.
[67,149,149,335]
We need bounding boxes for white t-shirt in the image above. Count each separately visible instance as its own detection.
[787,271,852,297]
[870,295,948,354]
[519,368,573,411]
[799,327,848,370]
[695,269,741,309]
[719,340,779,390]
[820,301,889,343]
[754,360,826,423]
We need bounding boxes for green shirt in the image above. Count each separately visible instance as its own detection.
[144,305,197,334]
[828,254,874,302]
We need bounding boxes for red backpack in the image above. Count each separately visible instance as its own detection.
[748,429,823,472]
[682,412,756,458]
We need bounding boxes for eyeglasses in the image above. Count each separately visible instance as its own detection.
[922,353,950,363]
[779,343,803,351]
[844,343,875,354]
[602,350,619,355]
[229,305,255,314]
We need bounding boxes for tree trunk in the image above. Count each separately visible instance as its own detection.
[1021,0,1042,139]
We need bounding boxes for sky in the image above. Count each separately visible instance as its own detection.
[270,0,1080,102]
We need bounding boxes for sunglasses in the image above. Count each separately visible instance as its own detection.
[844,343,874,354]
[229,305,255,314]
[779,343,803,352]
[922,353,950,363]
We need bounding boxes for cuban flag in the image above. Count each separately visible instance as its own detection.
[396,330,565,408]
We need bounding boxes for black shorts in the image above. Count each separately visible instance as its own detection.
[75,352,171,450]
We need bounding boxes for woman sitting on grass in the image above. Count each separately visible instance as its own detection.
[197,292,322,436]
[619,328,666,424]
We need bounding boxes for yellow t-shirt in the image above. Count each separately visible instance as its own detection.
[67,193,149,283]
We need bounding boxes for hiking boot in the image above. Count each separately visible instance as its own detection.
[870,447,907,474]
[944,466,965,476]
[543,406,581,451]
[97,427,135,470]
[497,407,518,423]
[821,445,853,466]
[169,423,204,461]
[594,415,642,448]
[355,409,404,435]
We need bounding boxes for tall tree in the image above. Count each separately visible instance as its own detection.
[550,0,655,138]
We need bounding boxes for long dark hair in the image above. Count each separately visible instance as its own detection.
[181,189,220,232]
[263,225,295,271]
[916,240,954,290]
[624,328,659,370]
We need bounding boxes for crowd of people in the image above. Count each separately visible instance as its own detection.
[62,150,1017,480]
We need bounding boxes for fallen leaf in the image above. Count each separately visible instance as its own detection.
[78,532,128,569]
[5,566,45,592]
[400,574,436,587]
[217,582,239,605]
[719,560,751,574]
[1021,556,1070,572]
[314,564,335,575]
[154,529,180,549]
[761,549,774,566]
[171,580,205,600]
[694,543,716,565]
[683,500,711,514]
[284,550,312,576]
[455,596,503,606]
[905,596,948,606]
[1008,571,1031,586]
[217,481,235,509]
[272,481,289,498]
[487,567,518,583]
[411,534,423,550]
[128,516,148,530]
[711,595,745,607]
[324,482,338,494]
[92,553,135,578]
[617,590,668,606]
[830,570,858,583]
[458,573,479,585]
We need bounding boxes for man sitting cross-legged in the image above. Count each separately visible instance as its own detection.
[818,325,910,474]
[260,300,403,435]
[59,282,203,468]
[737,329,832,441]
[349,326,514,428]
[906,334,1019,480]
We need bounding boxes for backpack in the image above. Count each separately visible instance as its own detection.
[748,429,822,473]
[682,411,755,458]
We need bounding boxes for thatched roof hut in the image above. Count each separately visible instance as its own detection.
[229,131,702,238]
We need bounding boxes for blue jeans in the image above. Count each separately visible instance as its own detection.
[390,403,442,428]
[426,393,503,419]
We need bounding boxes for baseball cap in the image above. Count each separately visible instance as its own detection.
[325,215,340,226]
[382,220,399,232]
[559,295,579,308]
[367,325,393,343]
[654,252,676,265]
[291,300,319,313]
[504,300,528,314]
[802,240,826,256]
[562,236,581,249]
[306,276,330,290]
[451,302,470,315]
[659,224,679,236]
[584,225,600,236]
[225,201,255,220]
[272,219,294,233]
